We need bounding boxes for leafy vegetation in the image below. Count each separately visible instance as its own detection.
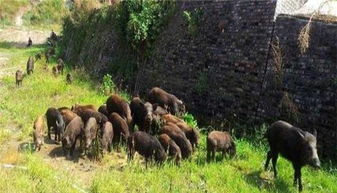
[101,74,115,95]
[0,0,28,26]
[114,0,176,56]
[183,8,204,37]
[23,0,69,26]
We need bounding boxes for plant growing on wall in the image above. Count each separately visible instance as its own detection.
[194,72,209,94]
[279,91,300,124]
[271,36,284,86]
[183,8,203,37]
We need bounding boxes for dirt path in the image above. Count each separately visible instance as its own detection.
[0,27,50,45]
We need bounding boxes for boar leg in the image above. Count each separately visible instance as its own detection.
[271,153,279,178]
[264,151,272,170]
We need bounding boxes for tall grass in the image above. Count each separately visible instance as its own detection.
[23,0,69,26]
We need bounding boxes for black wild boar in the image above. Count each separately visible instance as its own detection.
[66,73,73,84]
[106,94,132,127]
[207,131,236,162]
[15,70,24,86]
[33,115,45,151]
[45,107,65,142]
[83,117,98,152]
[158,134,181,165]
[128,131,166,166]
[98,104,109,117]
[148,87,185,115]
[27,37,32,47]
[160,122,192,159]
[62,116,84,158]
[109,112,130,150]
[264,120,320,192]
[101,121,114,152]
[26,56,34,75]
[130,97,153,133]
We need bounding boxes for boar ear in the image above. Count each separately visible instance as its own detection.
[297,130,305,139]
[312,129,317,137]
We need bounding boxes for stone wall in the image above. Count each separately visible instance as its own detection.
[138,0,277,126]
[261,14,337,158]
[62,0,337,159]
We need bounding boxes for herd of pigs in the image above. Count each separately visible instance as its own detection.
[30,87,320,191]
[15,32,320,192]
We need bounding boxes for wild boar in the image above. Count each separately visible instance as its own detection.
[15,70,24,86]
[158,134,181,165]
[66,73,73,84]
[33,115,45,151]
[128,131,167,167]
[130,97,153,133]
[83,117,98,152]
[160,122,192,159]
[62,116,84,158]
[207,131,236,162]
[148,87,185,115]
[57,58,64,74]
[26,56,34,75]
[71,104,97,112]
[45,107,65,143]
[162,114,199,149]
[264,120,320,192]
[98,104,109,117]
[109,112,130,151]
[101,121,114,152]
[58,107,78,127]
[106,94,132,127]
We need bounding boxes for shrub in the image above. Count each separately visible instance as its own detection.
[114,0,176,56]
[23,0,69,26]
[182,112,198,129]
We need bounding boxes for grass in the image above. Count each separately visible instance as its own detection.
[0,0,29,26]
[0,42,337,193]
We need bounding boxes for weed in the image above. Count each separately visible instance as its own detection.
[183,8,203,37]
[101,74,115,96]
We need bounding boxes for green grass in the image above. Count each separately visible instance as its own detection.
[0,42,337,193]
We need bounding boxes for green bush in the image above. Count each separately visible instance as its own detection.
[114,0,176,56]
[182,112,198,129]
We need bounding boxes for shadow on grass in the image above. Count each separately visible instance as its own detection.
[48,145,82,163]
[244,170,293,193]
